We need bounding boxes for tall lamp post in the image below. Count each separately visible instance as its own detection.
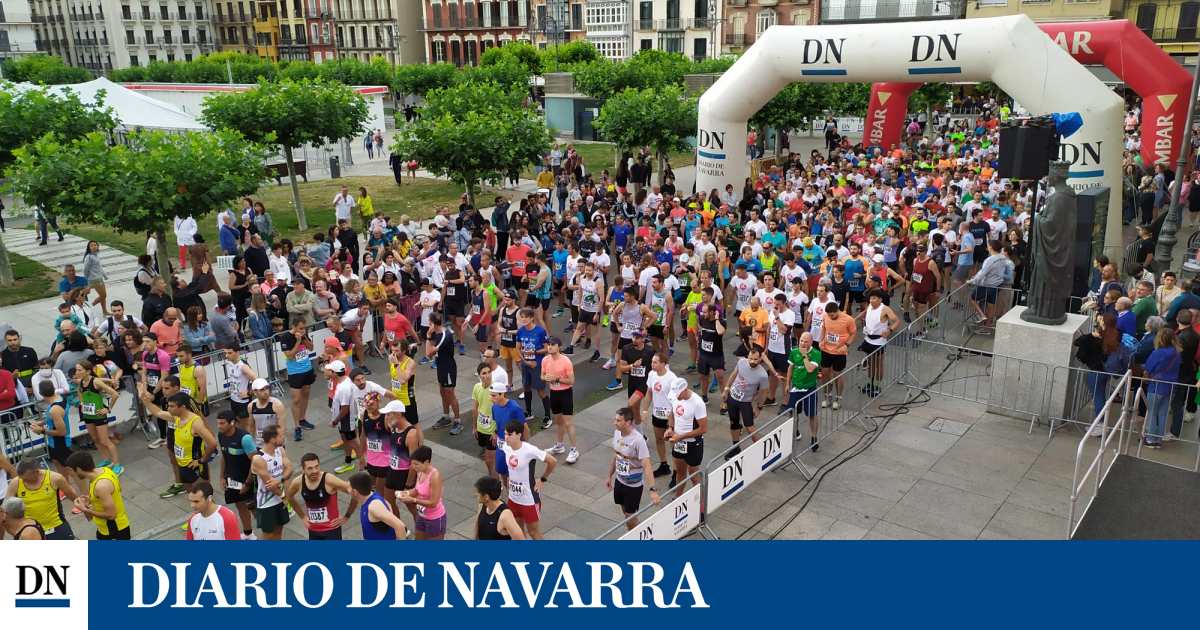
[319,10,344,83]
[1154,64,1200,273]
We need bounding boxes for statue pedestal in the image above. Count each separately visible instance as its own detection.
[991,306,1089,424]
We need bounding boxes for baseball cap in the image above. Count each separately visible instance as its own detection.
[873,254,885,263]
[546,336,562,346]
[324,336,342,348]
[669,377,688,398]
[630,329,645,338]
[327,360,347,374]
[251,378,269,390]
[504,289,518,300]
[802,237,814,247]
[144,331,158,341]
[381,400,406,414]
[489,382,508,394]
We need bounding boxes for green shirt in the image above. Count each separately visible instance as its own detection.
[1132,295,1158,333]
[472,382,496,435]
[788,347,821,390]
[684,291,704,329]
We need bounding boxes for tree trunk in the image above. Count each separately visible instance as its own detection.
[656,148,664,189]
[465,173,477,209]
[155,227,174,297]
[614,145,621,170]
[0,233,14,287]
[285,144,307,230]
[775,128,783,159]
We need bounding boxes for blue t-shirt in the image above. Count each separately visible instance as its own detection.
[654,249,674,268]
[763,231,787,251]
[552,249,569,279]
[59,276,88,294]
[515,325,548,365]
[492,399,527,473]
[958,233,976,267]
[613,225,632,252]
[683,218,700,242]
[843,257,866,292]
[739,258,764,276]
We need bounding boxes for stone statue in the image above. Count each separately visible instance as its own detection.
[1022,161,1076,326]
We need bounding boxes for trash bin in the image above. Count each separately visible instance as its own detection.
[330,156,341,179]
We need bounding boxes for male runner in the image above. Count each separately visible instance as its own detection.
[696,303,727,409]
[722,347,773,457]
[252,425,293,540]
[665,378,708,497]
[426,313,463,433]
[616,330,656,434]
[643,353,676,478]
[473,363,500,478]
[349,471,409,540]
[515,307,553,429]
[566,261,605,363]
[7,458,78,539]
[139,388,218,492]
[383,399,421,520]
[66,451,131,540]
[646,275,674,356]
[606,406,660,529]
[786,332,822,452]
[542,337,579,464]
[223,344,259,433]
[249,378,287,445]
[473,476,525,540]
[607,288,656,392]
[216,409,258,540]
[185,481,241,540]
[286,452,358,540]
[498,420,558,540]
[279,316,318,440]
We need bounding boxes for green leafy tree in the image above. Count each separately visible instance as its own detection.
[393,62,461,98]
[593,85,697,184]
[829,83,872,117]
[480,40,542,75]
[689,55,739,74]
[465,60,532,93]
[3,130,270,291]
[199,79,370,229]
[545,40,601,70]
[1,55,92,85]
[392,81,551,208]
[909,83,952,116]
[750,83,826,157]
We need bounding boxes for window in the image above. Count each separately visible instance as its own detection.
[755,9,775,37]
[125,29,135,43]
[1180,2,1199,39]
[123,4,132,19]
[570,2,582,30]
[148,53,156,60]
[130,55,138,65]
[1135,3,1157,35]
[666,0,679,28]
[465,39,477,65]
[144,28,152,41]
[141,4,150,19]
[280,24,290,41]
[160,5,168,18]
[195,4,204,19]
[659,31,682,53]
[450,39,461,65]
[182,29,190,42]
[594,39,625,60]
[448,2,458,27]
[167,53,174,60]
[640,38,652,50]
[163,31,172,43]
[198,28,207,42]
[976,0,1006,5]
[693,37,706,60]
[185,52,192,60]
[638,1,651,29]
[535,3,545,28]
[432,39,445,62]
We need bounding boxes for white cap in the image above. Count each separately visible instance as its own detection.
[327,360,347,374]
[489,382,508,394]
[873,254,885,263]
[251,378,270,390]
[381,400,406,414]
[669,377,688,398]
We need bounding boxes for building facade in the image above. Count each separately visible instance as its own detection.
[1124,0,1200,55]
[820,0,963,24]
[583,0,628,59]
[968,0,1118,22]
[529,0,584,50]
[724,0,817,54]
[1,0,39,62]
[214,0,256,53]
[421,0,531,66]
[632,0,722,60]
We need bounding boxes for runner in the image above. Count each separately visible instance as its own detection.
[7,458,78,539]
[286,453,358,540]
[515,307,553,429]
[498,420,558,540]
[608,288,656,394]
[383,399,422,520]
[646,275,674,356]
[722,347,772,457]
[1,497,47,539]
[643,353,677,479]
[696,303,727,409]
[348,471,409,540]
[727,263,758,320]
[397,446,446,540]
[908,246,942,339]
[472,363,499,479]
[328,360,359,473]
[185,481,241,540]
[28,381,78,496]
[176,346,209,417]
[251,425,293,540]
[72,361,122,476]
[216,409,258,540]
[139,388,217,492]
[425,313,463,434]
[602,276,628,370]
[279,316,318,441]
[607,406,660,529]
[387,343,419,428]
[764,292,796,406]
[381,299,417,352]
[786,332,822,452]
[855,289,902,398]
[495,290,521,384]
[66,451,131,540]
[346,371,396,468]
[249,378,287,445]
[818,302,856,410]
[361,391,394,505]
[665,377,708,497]
[223,344,259,433]
[489,382,527,492]
[473,476,525,540]
[566,261,605,363]
[541,337,580,463]
[468,274,494,356]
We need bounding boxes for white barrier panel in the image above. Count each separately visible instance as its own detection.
[619,485,703,540]
[244,348,272,379]
[706,418,794,514]
[207,357,231,396]
[361,313,375,345]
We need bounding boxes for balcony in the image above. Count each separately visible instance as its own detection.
[635,18,652,30]
[819,1,965,23]
[419,15,529,30]
[279,37,310,47]
[306,9,395,21]
[36,38,48,50]
[32,12,44,22]
[1140,26,1200,42]
[727,32,750,47]
[657,18,685,30]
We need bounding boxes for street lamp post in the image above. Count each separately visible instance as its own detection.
[319,10,344,83]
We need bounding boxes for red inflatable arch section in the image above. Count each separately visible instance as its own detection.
[862,19,1192,168]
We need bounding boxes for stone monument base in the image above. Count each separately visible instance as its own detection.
[991,305,1089,425]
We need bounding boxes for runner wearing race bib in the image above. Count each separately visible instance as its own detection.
[566,261,604,364]
[383,399,421,521]
[644,354,677,479]
[280,318,316,435]
[729,265,758,319]
[216,409,258,539]
[646,275,673,355]
[251,425,291,540]
[666,377,708,498]
[697,302,727,412]
[249,378,286,445]
[723,351,770,455]
[472,364,500,478]
[286,455,357,540]
[608,407,659,528]
[498,420,558,540]
[514,308,553,429]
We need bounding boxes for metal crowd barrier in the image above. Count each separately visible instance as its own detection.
[790,363,878,480]
[594,471,704,540]
[0,397,96,465]
[1068,371,1135,539]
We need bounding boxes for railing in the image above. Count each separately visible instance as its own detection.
[635,18,653,30]
[790,363,878,479]
[1068,371,1134,539]
[1139,26,1200,43]
[658,17,684,30]
[727,33,749,46]
[595,471,703,539]
[819,0,966,23]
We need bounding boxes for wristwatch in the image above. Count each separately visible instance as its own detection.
[540,477,549,483]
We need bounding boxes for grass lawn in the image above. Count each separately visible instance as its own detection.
[521,141,696,180]
[0,251,60,307]
[40,175,515,258]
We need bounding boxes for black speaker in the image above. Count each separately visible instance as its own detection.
[998,125,1057,181]
[1073,186,1109,300]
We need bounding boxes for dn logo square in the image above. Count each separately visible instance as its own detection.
[15,565,69,608]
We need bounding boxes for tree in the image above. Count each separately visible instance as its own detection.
[199,79,370,230]
[1,55,92,85]
[909,83,953,117]
[465,60,532,93]
[593,85,697,184]
[3,130,271,291]
[393,63,461,98]
[750,83,826,157]
[0,84,118,286]
[392,81,551,208]
[829,83,872,117]
[480,40,543,76]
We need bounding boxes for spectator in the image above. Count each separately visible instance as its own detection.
[211,293,240,348]
[58,264,89,302]
[31,357,70,403]
[218,213,240,256]
[174,214,197,271]
[141,277,172,327]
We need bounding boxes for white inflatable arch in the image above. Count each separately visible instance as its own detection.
[696,15,1124,250]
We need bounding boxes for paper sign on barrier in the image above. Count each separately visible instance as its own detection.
[706,418,794,514]
[620,485,703,540]
[216,255,236,270]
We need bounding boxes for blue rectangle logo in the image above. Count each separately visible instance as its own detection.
[908,67,962,75]
[697,150,726,160]
[16,598,70,608]
[761,453,782,471]
[674,513,688,526]
[720,481,744,501]
[800,69,848,76]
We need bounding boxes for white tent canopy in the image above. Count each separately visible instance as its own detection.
[5,77,205,130]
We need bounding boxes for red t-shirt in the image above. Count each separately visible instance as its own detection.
[506,245,531,277]
[186,505,241,540]
[382,312,414,347]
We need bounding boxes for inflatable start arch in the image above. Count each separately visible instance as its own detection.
[863,19,1192,170]
[695,15,1124,251]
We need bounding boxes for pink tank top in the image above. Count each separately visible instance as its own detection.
[415,468,446,520]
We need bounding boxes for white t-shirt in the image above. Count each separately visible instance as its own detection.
[766,309,795,355]
[638,266,658,292]
[780,264,807,288]
[731,275,758,311]
[612,429,651,487]
[331,378,355,424]
[187,506,240,540]
[807,296,836,342]
[341,308,367,332]
[418,289,441,326]
[350,381,390,422]
[755,288,782,312]
[646,369,677,423]
[333,193,357,221]
[497,442,548,506]
[668,392,706,445]
[986,219,1006,240]
[785,290,810,319]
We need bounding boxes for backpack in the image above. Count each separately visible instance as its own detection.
[105,315,133,343]
[1103,334,1136,374]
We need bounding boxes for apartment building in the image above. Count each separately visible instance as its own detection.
[631,0,721,60]
[724,0,818,53]
[1,0,39,62]
[421,0,531,66]
[529,0,584,50]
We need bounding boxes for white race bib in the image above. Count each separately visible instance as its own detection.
[630,366,646,377]
[701,340,714,353]
[226,478,243,491]
[673,440,689,454]
[502,332,515,343]
[736,295,750,308]
[523,351,535,361]
[477,413,493,429]
[615,458,631,476]
[180,386,192,396]
[147,373,159,387]
[81,402,98,415]
[295,348,310,362]
[912,272,923,283]
[417,504,427,518]
[510,480,526,498]
[389,453,400,469]
[825,333,839,345]
[386,331,396,341]
[367,438,384,453]
[770,329,781,341]
[473,304,482,315]
[308,507,329,524]
[653,407,669,420]
[173,444,185,459]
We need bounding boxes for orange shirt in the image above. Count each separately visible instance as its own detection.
[150,320,181,357]
[541,354,574,392]
[820,314,857,356]
[739,307,770,348]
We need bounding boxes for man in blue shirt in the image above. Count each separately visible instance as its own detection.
[653,238,673,269]
[514,308,553,429]
[58,264,89,300]
[762,221,787,251]
[683,209,701,243]
[489,382,528,483]
[952,221,976,295]
[613,215,633,254]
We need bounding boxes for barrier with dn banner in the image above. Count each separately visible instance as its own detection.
[703,411,796,536]
[621,485,703,540]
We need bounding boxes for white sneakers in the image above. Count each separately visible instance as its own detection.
[148,437,165,449]
[241,532,257,541]
[1184,412,1194,424]
[566,448,580,464]
[547,443,567,454]
[1088,425,1104,438]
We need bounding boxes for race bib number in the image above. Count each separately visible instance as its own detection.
[673,440,689,455]
[148,374,159,387]
[225,478,243,491]
[308,507,329,524]
[180,386,192,396]
[417,504,427,518]
[770,329,781,341]
[391,377,402,391]
[509,480,526,498]
[389,453,400,469]
[477,413,493,429]
[825,333,839,345]
[615,458,631,476]
[736,295,750,308]
[912,272,923,283]
[173,444,185,459]
[701,340,714,353]
[502,332,514,343]
[295,348,310,362]
[653,407,669,420]
[630,366,646,377]
[386,331,396,341]
[523,351,535,361]
[367,438,384,453]
[473,304,482,315]
[81,403,98,415]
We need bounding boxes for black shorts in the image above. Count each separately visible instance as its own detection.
[647,324,665,340]
[225,485,255,505]
[48,441,72,467]
[405,402,419,425]
[230,400,249,419]
[610,320,620,334]
[179,463,210,485]
[848,291,865,304]
[820,352,847,372]
[550,388,574,415]
[446,301,467,318]
[628,381,648,399]
[288,370,315,389]
[437,362,457,387]
[340,429,359,443]
[476,431,497,450]
[768,350,788,374]
[579,309,599,326]
[726,397,756,431]
[613,479,644,514]
[44,522,75,540]
[617,336,633,349]
[671,437,704,467]
[513,276,529,291]
[309,527,343,540]
[96,526,131,540]
[82,414,109,427]
[698,353,725,375]
[474,324,489,342]
[386,468,412,491]
[858,340,885,356]
[524,294,541,309]
[367,463,390,479]
[651,410,670,429]
[540,297,552,311]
